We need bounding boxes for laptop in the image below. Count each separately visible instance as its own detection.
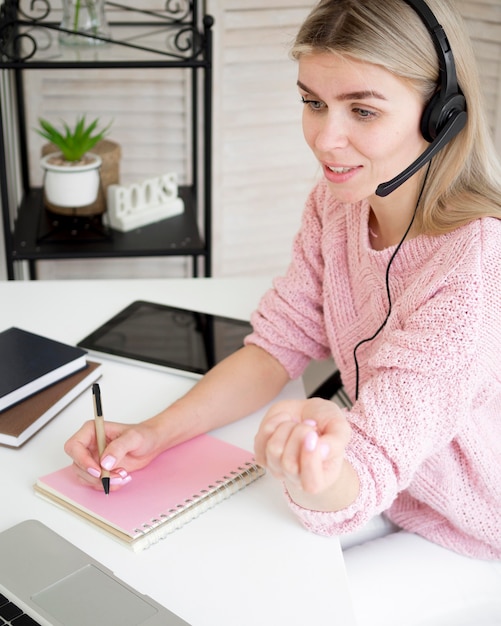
[0,520,191,626]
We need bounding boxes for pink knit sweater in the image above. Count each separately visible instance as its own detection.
[246,179,501,560]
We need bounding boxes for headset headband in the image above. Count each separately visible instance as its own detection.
[401,0,460,101]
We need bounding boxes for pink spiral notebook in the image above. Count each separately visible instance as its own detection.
[34,434,264,551]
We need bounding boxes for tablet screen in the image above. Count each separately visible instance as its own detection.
[78,300,253,375]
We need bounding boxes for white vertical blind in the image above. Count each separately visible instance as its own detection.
[208,0,317,277]
[458,0,501,154]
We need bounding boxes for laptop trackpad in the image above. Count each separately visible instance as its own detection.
[33,564,158,626]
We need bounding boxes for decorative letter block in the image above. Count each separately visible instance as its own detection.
[107,172,184,232]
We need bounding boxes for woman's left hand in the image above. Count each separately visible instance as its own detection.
[254,398,356,510]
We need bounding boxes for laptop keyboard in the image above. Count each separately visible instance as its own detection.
[0,593,41,625]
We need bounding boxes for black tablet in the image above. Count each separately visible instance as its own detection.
[78,300,253,377]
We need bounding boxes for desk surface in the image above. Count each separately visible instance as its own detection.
[0,278,355,626]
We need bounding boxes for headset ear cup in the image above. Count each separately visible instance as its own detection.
[420,92,442,142]
[421,92,467,143]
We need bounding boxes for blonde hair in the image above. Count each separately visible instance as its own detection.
[292,0,501,234]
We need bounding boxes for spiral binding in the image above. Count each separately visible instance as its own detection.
[131,461,265,550]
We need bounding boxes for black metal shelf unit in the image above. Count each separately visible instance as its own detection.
[0,1,213,279]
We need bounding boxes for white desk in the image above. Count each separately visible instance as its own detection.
[0,278,355,626]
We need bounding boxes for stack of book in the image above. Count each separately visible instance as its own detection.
[0,327,102,447]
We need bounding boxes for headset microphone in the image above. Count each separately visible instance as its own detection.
[375,108,467,197]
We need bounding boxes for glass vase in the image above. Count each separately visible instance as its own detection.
[59,0,110,46]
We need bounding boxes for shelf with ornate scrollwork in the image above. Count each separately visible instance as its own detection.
[0,0,213,280]
[0,1,213,68]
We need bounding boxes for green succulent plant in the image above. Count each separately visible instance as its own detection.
[36,115,111,162]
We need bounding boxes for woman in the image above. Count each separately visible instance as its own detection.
[65,1,501,623]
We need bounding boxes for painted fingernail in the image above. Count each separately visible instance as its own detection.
[304,430,318,452]
[101,455,117,471]
[110,475,132,486]
[87,467,101,478]
[304,419,317,427]
[117,469,128,479]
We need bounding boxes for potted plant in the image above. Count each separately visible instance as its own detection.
[37,115,111,212]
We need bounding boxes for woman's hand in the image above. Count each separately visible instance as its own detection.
[64,419,164,491]
[254,398,358,511]
[64,346,290,493]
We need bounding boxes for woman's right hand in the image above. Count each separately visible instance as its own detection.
[64,346,290,491]
[64,419,165,491]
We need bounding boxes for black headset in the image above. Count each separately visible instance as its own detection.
[376,0,467,197]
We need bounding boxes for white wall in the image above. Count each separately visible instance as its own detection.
[459,0,501,151]
[0,0,500,280]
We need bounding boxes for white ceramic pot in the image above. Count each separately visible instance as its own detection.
[41,152,102,208]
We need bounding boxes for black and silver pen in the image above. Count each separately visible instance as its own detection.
[92,383,110,495]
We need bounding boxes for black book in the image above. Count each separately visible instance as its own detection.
[0,327,87,412]
[0,361,102,447]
